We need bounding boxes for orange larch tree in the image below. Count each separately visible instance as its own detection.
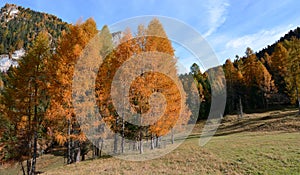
[46,18,98,164]
[1,31,51,175]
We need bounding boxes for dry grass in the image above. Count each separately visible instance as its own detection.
[217,109,300,135]
[43,140,240,175]
[0,109,299,174]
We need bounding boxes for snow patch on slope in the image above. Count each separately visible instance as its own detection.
[0,48,25,72]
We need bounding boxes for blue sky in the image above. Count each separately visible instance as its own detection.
[2,0,300,71]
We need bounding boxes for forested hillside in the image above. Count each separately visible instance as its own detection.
[0,3,68,54]
[256,27,300,59]
[185,27,300,119]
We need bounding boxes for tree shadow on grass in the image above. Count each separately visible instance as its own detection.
[215,110,299,136]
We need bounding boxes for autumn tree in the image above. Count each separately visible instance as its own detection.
[46,18,98,164]
[138,18,190,149]
[96,18,191,155]
[269,43,289,94]
[223,59,244,114]
[190,63,211,119]
[242,48,275,110]
[0,31,51,175]
[96,27,136,154]
[285,37,300,114]
[179,73,200,123]
[93,25,113,157]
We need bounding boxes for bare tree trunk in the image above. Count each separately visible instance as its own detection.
[139,138,143,154]
[113,116,119,154]
[96,145,99,157]
[71,140,75,163]
[132,141,135,151]
[94,138,100,158]
[121,132,125,153]
[31,89,38,174]
[239,96,243,118]
[92,145,95,159]
[121,114,125,153]
[81,152,85,161]
[31,131,37,174]
[296,83,300,115]
[121,87,125,153]
[133,139,138,151]
[139,128,144,154]
[155,135,161,148]
[150,136,154,150]
[113,133,118,154]
[27,82,32,175]
[159,137,162,148]
[94,139,99,158]
[20,161,26,175]
[75,145,80,163]
[26,159,31,175]
[298,99,300,115]
[99,138,103,157]
[67,120,72,164]
[171,128,174,144]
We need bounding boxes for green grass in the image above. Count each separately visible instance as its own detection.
[204,132,300,175]
[0,109,299,174]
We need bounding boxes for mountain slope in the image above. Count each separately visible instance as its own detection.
[0,3,69,72]
[256,27,300,59]
[0,3,68,54]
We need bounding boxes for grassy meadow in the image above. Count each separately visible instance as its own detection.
[1,109,299,175]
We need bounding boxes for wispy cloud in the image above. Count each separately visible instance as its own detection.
[203,0,229,38]
[224,24,295,59]
[3,0,300,66]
